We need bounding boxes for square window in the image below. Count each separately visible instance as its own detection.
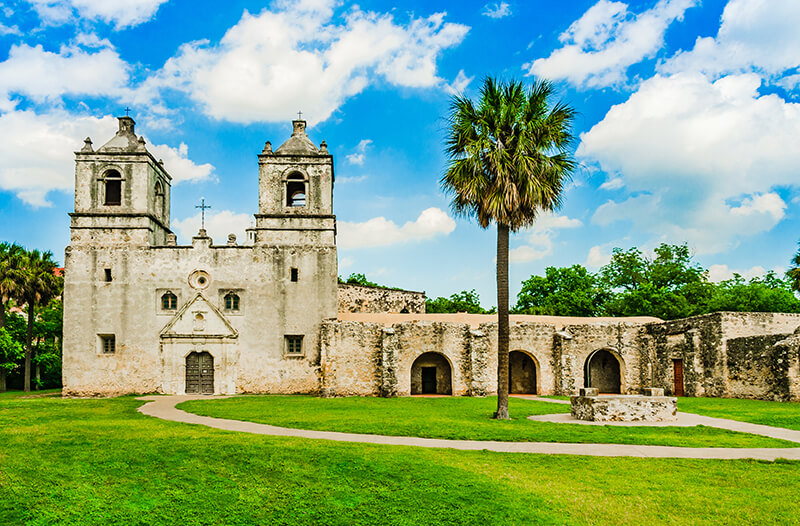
[99,335,115,354]
[291,268,298,282]
[285,335,303,355]
[104,269,112,282]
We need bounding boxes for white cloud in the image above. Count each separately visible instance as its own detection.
[510,212,582,264]
[338,207,456,249]
[172,210,252,245]
[339,256,354,269]
[444,69,473,95]
[337,175,368,184]
[580,72,800,252]
[526,0,697,88]
[148,142,214,184]
[0,110,117,206]
[0,110,215,206]
[599,177,624,190]
[660,0,800,79]
[150,1,468,124]
[585,245,613,269]
[707,264,772,282]
[483,2,511,19]
[26,0,169,28]
[0,22,21,35]
[0,43,130,111]
[346,139,372,166]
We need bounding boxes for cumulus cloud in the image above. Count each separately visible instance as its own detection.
[172,210,252,245]
[526,0,697,88]
[483,2,511,19]
[585,245,613,269]
[337,175,368,184]
[706,264,777,282]
[345,139,372,166]
[0,110,214,206]
[338,207,456,249]
[444,69,473,95]
[25,0,169,28]
[150,1,468,124]
[660,0,800,79]
[0,43,130,111]
[510,212,582,263]
[580,72,800,252]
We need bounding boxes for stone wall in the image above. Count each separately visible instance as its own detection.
[337,283,426,314]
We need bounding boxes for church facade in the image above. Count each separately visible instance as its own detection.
[62,117,800,402]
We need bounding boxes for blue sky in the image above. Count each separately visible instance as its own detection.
[1,0,799,307]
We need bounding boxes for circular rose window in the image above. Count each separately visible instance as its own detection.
[188,270,211,290]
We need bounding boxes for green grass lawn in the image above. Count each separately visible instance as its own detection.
[178,395,797,448]
[0,395,798,525]
[678,397,800,430]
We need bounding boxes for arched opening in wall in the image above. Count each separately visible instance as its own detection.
[286,173,306,207]
[509,351,537,394]
[103,170,122,206]
[155,181,165,220]
[185,351,214,394]
[410,352,452,395]
[584,349,622,394]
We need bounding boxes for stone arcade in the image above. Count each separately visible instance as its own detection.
[62,117,800,401]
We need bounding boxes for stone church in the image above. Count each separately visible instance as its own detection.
[62,117,800,402]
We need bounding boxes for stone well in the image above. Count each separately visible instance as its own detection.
[571,388,677,422]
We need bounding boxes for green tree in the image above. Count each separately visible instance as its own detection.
[788,244,800,293]
[343,273,379,288]
[19,250,61,392]
[0,242,24,331]
[707,272,800,313]
[426,290,492,314]
[442,77,576,418]
[514,265,605,316]
[0,327,23,392]
[598,243,712,320]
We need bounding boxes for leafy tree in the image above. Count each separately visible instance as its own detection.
[788,244,800,293]
[343,273,379,288]
[442,77,576,419]
[707,272,800,313]
[426,290,492,314]
[33,299,63,389]
[513,265,605,316]
[0,242,24,330]
[19,250,61,392]
[598,243,713,320]
[0,327,23,392]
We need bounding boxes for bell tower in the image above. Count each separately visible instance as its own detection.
[249,119,335,247]
[71,116,172,246]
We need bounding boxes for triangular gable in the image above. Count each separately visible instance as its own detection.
[160,292,238,338]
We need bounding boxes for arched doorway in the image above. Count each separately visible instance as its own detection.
[410,352,452,395]
[186,351,214,394]
[509,351,537,394]
[584,349,622,394]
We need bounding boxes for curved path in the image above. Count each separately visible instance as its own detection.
[137,395,800,461]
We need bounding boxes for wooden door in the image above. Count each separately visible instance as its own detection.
[673,359,684,397]
[186,352,214,394]
[421,367,437,394]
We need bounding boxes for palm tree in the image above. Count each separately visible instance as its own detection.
[788,244,800,293]
[19,249,61,392]
[442,77,576,419]
[0,242,24,330]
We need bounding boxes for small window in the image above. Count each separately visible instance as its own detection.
[104,269,112,282]
[290,268,298,282]
[224,292,240,312]
[285,335,303,355]
[104,170,122,206]
[161,292,177,310]
[286,173,306,207]
[100,335,115,354]
[155,181,165,219]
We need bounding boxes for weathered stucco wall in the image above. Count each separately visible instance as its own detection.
[337,283,426,314]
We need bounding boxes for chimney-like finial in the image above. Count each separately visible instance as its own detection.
[292,120,306,136]
[262,141,272,154]
[118,115,135,136]
[81,137,94,152]
[319,140,328,154]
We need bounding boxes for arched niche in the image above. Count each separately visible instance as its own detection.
[410,352,452,395]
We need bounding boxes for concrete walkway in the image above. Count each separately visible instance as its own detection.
[137,395,800,460]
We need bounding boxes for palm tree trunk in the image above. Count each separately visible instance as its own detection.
[0,300,5,330]
[0,369,6,393]
[24,299,33,392]
[494,223,510,419]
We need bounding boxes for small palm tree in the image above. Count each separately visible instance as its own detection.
[19,249,61,392]
[443,77,576,419]
[0,242,24,330]
[789,244,800,293]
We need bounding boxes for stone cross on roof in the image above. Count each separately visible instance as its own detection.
[195,198,211,230]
